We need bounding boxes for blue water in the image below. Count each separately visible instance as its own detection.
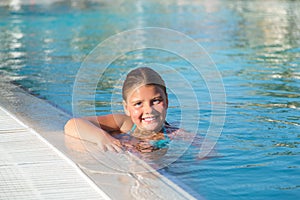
[1,0,300,199]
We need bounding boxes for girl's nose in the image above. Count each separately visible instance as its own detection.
[144,103,153,114]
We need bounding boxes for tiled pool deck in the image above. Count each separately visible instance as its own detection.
[0,80,199,200]
[0,106,109,200]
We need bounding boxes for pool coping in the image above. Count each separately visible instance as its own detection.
[0,79,201,200]
[0,105,111,200]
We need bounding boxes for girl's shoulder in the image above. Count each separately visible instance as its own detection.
[165,122,194,139]
[164,122,180,137]
[117,114,134,133]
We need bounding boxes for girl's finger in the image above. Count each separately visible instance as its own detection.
[113,140,122,147]
[98,143,107,152]
[105,145,114,152]
[113,144,123,153]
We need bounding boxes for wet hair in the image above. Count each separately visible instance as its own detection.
[122,67,167,101]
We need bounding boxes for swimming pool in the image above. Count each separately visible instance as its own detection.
[1,0,299,199]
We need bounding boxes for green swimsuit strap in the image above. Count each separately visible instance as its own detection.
[130,123,137,133]
[150,126,170,149]
[130,124,170,149]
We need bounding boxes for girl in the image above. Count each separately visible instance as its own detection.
[64,67,175,153]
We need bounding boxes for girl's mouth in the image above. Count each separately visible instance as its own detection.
[142,116,157,123]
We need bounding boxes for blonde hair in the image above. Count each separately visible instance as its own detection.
[122,67,167,101]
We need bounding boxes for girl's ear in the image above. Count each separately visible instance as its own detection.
[123,100,130,116]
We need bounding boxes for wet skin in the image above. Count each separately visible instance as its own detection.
[123,85,168,137]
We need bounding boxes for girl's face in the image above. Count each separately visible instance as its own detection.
[124,85,168,133]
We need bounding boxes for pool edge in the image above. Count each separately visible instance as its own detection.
[0,80,201,200]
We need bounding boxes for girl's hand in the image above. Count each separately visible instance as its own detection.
[97,131,123,153]
[64,118,124,153]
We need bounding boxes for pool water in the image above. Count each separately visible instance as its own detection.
[1,0,300,199]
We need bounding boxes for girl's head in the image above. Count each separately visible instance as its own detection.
[122,67,168,132]
[122,67,167,101]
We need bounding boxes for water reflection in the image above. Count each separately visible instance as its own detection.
[227,1,300,110]
[0,1,300,199]
[0,14,25,81]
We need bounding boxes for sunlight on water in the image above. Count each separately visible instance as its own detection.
[0,0,299,199]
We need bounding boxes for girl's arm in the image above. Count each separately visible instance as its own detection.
[64,114,131,152]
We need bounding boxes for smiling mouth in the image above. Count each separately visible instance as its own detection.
[142,116,157,122]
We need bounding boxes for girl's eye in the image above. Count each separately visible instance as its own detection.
[134,102,142,107]
[153,98,162,104]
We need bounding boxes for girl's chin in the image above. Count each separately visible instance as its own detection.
[140,122,162,132]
